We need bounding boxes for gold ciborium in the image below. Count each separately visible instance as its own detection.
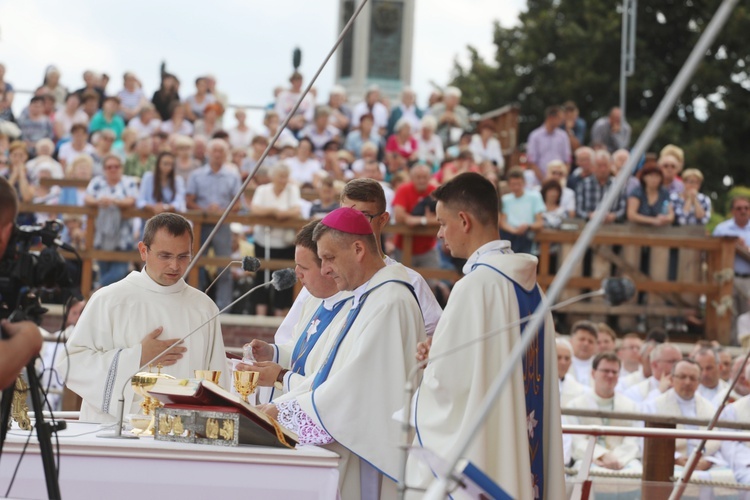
[194,370,222,384]
[130,365,175,435]
[233,370,259,403]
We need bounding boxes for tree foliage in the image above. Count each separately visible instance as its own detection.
[450,0,750,209]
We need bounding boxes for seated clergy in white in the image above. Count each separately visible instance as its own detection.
[691,347,729,403]
[617,340,655,392]
[623,342,682,406]
[59,213,229,423]
[557,337,589,408]
[618,332,644,378]
[406,173,564,499]
[567,352,642,474]
[713,356,750,406]
[262,207,425,500]
[569,320,599,387]
[718,363,750,484]
[642,359,732,481]
[238,219,353,401]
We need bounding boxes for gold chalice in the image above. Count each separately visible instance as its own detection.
[194,370,222,384]
[130,365,175,435]
[233,370,259,403]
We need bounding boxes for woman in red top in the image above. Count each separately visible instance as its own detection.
[385,118,417,166]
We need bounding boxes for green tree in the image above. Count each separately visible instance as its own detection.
[451,0,750,209]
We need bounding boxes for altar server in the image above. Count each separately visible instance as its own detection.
[266,207,425,499]
[406,172,565,499]
[273,178,441,344]
[59,213,229,423]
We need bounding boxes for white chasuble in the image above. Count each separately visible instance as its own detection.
[407,250,565,500]
[59,269,229,423]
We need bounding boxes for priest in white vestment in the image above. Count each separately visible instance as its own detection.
[569,321,599,387]
[557,337,590,408]
[692,347,730,402]
[263,207,425,500]
[642,359,733,482]
[272,178,442,345]
[407,173,565,499]
[719,368,750,484]
[59,214,229,423]
[240,220,353,402]
[713,356,750,406]
[616,340,655,392]
[623,342,682,407]
[566,352,642,474]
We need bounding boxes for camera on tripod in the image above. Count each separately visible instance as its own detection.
[0,219,74,325]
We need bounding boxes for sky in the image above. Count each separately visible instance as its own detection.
[0,0,525,127]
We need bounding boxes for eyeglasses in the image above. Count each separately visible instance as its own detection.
[104,164,121,170]
[359,210,385,222]
[672,374,699,382]
[147,246,191,263]
[595,369,619,376]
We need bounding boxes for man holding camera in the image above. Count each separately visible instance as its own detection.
[0,177,43,389]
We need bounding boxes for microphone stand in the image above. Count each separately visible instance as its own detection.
[397,287,609,497]
[181,0,371,280]
[99,277,285,439]
[421,0,738,496]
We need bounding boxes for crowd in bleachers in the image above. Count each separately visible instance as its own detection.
[557,323,750,489]
[4,63,750,491]
[1,62,747,329]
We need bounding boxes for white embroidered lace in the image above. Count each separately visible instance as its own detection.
[275,399,334,445]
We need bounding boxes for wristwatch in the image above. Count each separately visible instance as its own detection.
[274,368,289,390]
[420,216,427,226]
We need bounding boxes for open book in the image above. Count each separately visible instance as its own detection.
[146,378,298,448]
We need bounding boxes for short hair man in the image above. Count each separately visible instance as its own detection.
[407,173,564,498]
[0,177,43,389]
[713,195,750,345]
[392,163,441,269]
[574,149,626,223]
[265,207,425,498]
[59,213,229,423]
[566,352,642,473]
[567,146,595,193]
[526,105,571,183]
[643,360,729,479]
[623,342,683,405]
[720,363,750,484]
[341,178,442,336]
[185,139,242,309]
[618,332,643,377]
[556,337,590,408]
[691,347,728,402]
[499,167,544,254]
[590,107,632,153]
[597,323,617,353]
[239,220,354,401]
[569,320,599,387]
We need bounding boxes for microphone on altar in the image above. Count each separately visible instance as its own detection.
[204,256,262,294]
[98,268,297,440]
[397,276,636,499]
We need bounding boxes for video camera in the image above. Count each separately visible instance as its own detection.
[0,220,74,324]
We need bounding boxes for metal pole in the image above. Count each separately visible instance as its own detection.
[423,0,739,497]
[619,0,630,121]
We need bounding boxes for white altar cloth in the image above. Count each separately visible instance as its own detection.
[0,421,339,499]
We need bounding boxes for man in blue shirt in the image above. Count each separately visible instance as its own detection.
[713,195,750,345]
[500,167,544,254]
[186,139,242,309]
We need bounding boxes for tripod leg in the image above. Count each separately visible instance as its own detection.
[25,364,63,500]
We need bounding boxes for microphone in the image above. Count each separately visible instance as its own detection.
[602,277,636,306]
[397,276,635,494]
[271,268,297,291]
[99,267,295,439]
[204,256,262,294]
